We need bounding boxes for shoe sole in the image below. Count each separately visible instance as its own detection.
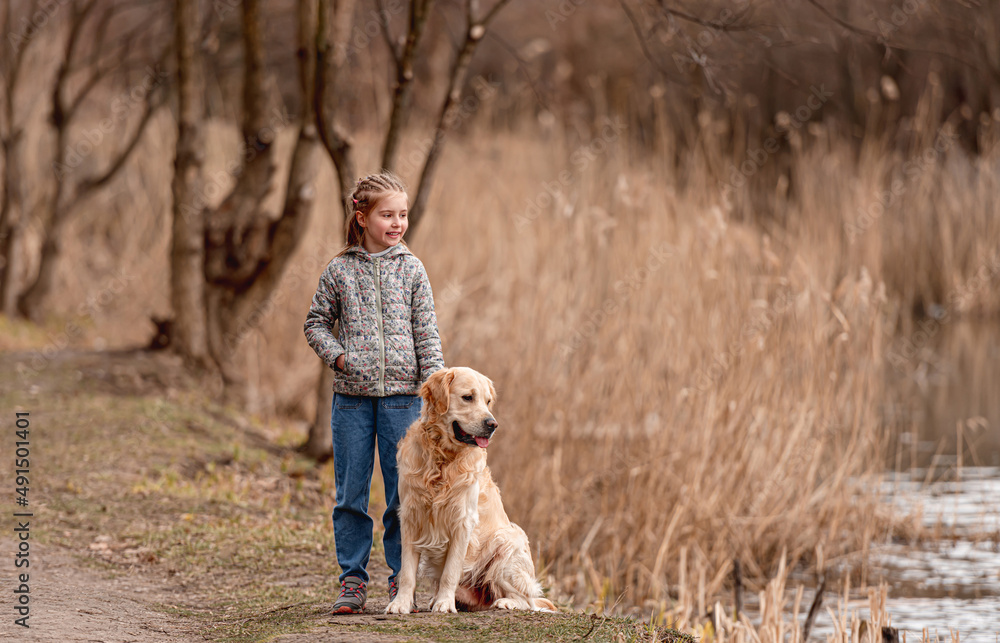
[332,605,365,614]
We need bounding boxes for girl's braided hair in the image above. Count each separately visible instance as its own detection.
[339,171,408,254]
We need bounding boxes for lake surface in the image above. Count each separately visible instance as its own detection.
[846,468,999,641]
[812,319,1000,640]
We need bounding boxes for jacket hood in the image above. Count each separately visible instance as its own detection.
[343,243,412,259]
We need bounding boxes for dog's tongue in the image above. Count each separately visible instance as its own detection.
[475,436,490,448]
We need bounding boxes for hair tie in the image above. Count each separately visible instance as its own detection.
[352,198,358,204]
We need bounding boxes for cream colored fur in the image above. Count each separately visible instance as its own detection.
[385,367,556,614]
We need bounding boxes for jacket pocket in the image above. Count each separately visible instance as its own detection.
[384,333,418,382]
[342,339,354,376]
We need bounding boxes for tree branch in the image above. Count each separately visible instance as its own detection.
[73,49,172,200]
[51,0,100,131]
[409,0,509,232]
[656,0,756,33]
[616,0,684,84]
[65,13,161,117]
[316,0,358,217]
[803,0,882,40]
[376,0,401,65]
[381,0,434,171]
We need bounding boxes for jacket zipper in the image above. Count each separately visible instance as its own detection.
[373,256,386,396]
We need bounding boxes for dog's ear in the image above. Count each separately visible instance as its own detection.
[486,378,497,410]
[421,368,455,418]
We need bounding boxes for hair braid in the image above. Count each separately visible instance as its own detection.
[339,170,408,254]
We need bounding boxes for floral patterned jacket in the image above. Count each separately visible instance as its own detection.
[304,244,444,397]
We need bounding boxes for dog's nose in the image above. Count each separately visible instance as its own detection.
[484,417,498,432]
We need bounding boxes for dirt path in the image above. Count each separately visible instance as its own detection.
[0,540,197,642]
[0,536,445,643]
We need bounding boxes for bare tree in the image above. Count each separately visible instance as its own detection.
[171,0,323,409]
[0,1,38,317]
[16,0,170,321]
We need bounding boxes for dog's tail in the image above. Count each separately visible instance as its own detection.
[532,597,557,612]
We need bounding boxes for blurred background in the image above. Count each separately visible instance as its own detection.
[2,0,999,639]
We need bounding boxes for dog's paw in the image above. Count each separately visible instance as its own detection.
[430,597,457,613]
[493,598,524,610]
[385,598,414,615]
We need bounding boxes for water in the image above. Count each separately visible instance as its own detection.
[866,468,1000,641]
[811,320,1000,640]
[795,469,1000,640]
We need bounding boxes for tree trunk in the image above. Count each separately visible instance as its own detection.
[171,0,209,364]
[17,0,165,321]
[17,218,67,321]
[0,215,25,317]
[0,134,26,317]
[306,0,359,454]
[190,0,323,409]
[0,0,29,317]
[18,95,71,321]
[307,365,334,459]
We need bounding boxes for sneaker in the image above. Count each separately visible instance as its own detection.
[332,576,367,614]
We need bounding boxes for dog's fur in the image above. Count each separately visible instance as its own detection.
[385,367,556,614]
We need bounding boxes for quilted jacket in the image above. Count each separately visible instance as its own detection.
[304,243,444,397]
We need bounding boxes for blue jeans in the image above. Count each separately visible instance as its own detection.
[331,392,420,584]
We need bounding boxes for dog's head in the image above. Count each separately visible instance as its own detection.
[420,367,498,449]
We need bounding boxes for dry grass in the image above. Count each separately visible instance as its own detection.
[412,127,894,616]
[390,117,996,625]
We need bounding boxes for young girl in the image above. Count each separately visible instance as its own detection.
[304,171,444,613]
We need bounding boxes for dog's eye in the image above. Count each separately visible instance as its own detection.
[462,395,474,402]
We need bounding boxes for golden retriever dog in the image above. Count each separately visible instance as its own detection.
[385,367,556,614]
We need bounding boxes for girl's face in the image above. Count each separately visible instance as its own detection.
[358,191,408,254]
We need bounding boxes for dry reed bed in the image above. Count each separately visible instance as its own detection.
[406,124,998,629]
[416,130,895,611]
